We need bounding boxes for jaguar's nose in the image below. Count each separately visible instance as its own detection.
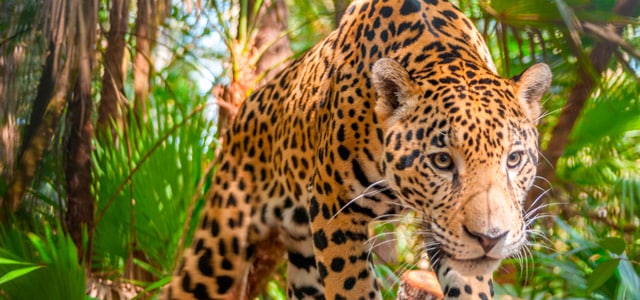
[463,226,509,253]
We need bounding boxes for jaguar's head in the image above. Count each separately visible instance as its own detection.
[372,58,551,274]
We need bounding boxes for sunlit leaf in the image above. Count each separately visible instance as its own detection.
[0,257,35,266]
[0,265,43,285]
[266,280,287,300]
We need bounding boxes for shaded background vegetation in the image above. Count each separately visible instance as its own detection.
[0,0,638,299]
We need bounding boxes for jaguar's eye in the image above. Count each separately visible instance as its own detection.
[507,151,523,169]
[429,152,454,171]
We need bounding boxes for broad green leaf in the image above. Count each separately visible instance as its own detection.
[586,258,620,294]
[599,237,626,255]
[0,265,43,285]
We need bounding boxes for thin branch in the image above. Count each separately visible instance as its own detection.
[582,21,640,62]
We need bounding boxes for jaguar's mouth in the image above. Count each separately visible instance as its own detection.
[449,255,500,264]
[424,235,508,275]
[432,244,503,263]
[445,255,502,276]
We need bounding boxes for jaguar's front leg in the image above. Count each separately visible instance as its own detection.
[309,193,381,300]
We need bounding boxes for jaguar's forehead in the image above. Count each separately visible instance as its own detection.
[410,73,528,130]
[394,76,535,156]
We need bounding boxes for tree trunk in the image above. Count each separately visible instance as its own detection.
[97,0,130,136]
[526,0,640,212]
[250,0,292,82]
[133,0,151,119]
[3,91,68,220]
[64,0,98,265]
[1,0,74,220]
[133,0,169,119]
[0,9,31,184]
[1,45,54,217]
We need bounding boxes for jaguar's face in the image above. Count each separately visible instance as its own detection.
[371,58,551,274]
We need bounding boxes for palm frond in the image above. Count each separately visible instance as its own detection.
[0,221,86,300]
[92,63,215,288]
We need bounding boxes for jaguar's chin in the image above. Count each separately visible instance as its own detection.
[446,256,502,276]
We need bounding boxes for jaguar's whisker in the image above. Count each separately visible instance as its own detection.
[330,180,388,222]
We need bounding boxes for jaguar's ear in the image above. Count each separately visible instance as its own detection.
[371,58,420,122]
[512,63,552,125]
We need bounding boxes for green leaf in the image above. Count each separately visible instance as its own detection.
[617,254,640,300]
[599,237,626,255]
[137,276,172,297]
[26,233,51,263]
[266,280,287,300]
[0,257,33,266]
[0,265,43,285]
[586,258,620,294]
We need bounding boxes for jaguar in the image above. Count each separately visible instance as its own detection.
[164,0,551,299]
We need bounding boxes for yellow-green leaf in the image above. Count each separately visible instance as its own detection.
[0,257,32,266]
